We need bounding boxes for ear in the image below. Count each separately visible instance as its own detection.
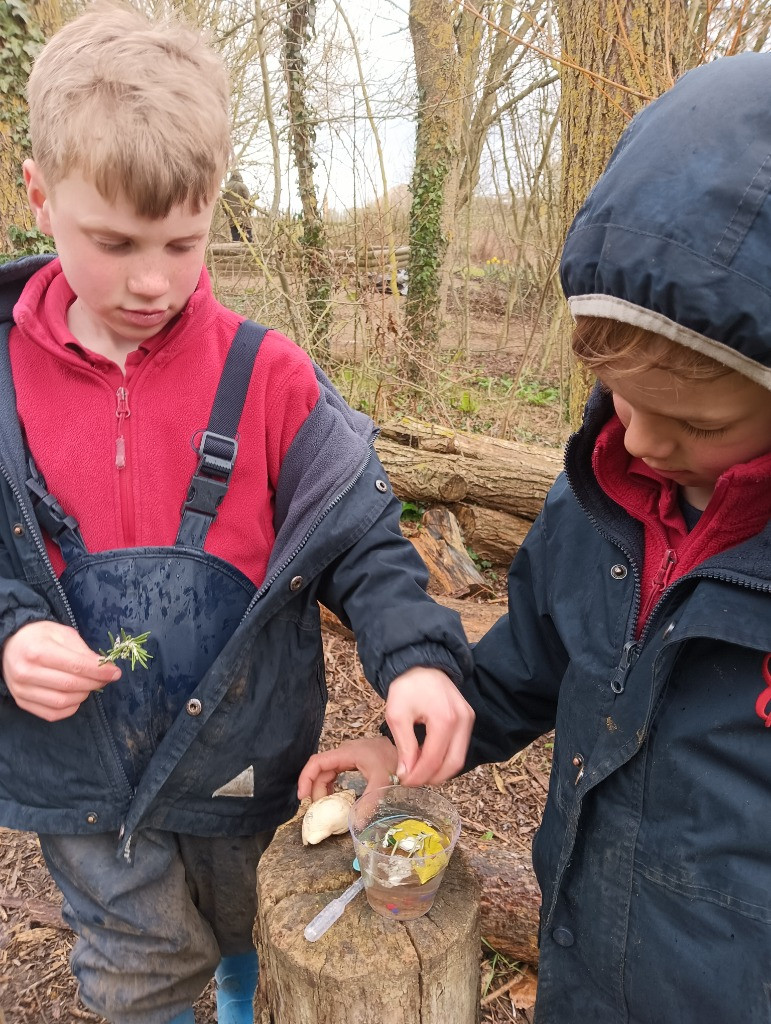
[22,160,53,236]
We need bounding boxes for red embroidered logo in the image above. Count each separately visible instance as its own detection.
[755,653,771,727]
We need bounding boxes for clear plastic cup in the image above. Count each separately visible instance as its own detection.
[348,785,461,921]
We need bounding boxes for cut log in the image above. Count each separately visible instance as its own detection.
[377,417,562,522]
[320,596,503,646]
[451,503,531,565]
[461,842,540,965]
[254,814,481,1024]
[411,508,490,598]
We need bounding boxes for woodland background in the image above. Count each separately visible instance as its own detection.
[1,2,771,1022]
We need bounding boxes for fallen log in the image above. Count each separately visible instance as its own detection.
[461,842,540,965]
[320,595,503,645]
[376,418,562,523]
[451,503,531,566]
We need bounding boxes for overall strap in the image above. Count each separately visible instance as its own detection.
[26,456,88,564]
[177,320,269,549]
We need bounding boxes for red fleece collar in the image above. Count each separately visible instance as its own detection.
[12,257,214,374]
[593,415,771,634]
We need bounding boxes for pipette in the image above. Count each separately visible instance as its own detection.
[304,866,364,942]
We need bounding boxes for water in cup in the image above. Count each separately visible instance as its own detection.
[349,786,461,921]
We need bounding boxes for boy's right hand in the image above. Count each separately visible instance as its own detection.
[2,621,121,722]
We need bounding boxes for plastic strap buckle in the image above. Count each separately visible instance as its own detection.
[182,431,238,518]
[26,472,80,539]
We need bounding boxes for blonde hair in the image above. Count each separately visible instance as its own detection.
[27,2,232,218]
[572,316,732,382]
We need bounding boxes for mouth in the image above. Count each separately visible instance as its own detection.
[119,308,168,327]
[646,464,689,479]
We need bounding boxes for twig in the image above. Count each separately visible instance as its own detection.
[481,971,525,1007]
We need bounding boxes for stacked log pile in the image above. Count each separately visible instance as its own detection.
[376,416,563,566]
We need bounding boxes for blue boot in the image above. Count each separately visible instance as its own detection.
[215,950,258,1024]
[166,1011,195,1024]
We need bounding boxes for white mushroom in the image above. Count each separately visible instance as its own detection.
[301,789,356,846]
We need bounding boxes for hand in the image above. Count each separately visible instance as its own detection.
[297,737,398,802]
[2,621,121,722]
[385,667,475,787]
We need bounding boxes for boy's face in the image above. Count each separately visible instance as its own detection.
[598,363,771,510]
[24,162,214,357]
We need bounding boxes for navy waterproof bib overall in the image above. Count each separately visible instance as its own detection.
[26,321,267,790]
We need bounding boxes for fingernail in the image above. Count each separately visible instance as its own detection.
[397,762,406,777]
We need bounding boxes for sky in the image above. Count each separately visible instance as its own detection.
[243,0,418,214]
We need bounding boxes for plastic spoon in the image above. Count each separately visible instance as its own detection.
[304,860,363,942]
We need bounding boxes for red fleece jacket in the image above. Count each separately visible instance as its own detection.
[593,415,771,636]
[10,260,320,586]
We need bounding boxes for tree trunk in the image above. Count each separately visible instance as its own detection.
[284,0,332,362]
[404,0,465,380]
[557,0,695,424]
[0,0,61,259]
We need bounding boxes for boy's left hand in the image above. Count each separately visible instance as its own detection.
[385,667,474,787]
[297,736,398,802]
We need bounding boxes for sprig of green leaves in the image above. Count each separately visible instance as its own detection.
[98,628,153,670]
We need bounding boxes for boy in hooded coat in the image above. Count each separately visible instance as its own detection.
[300,52,771,1022]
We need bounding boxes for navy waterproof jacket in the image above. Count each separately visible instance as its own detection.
[0,256,471,860]
[465,54,771,1022]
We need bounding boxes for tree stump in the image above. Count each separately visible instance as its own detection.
[254,813,481,1024]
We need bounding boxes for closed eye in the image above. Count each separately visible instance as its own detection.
[94,239,129,252]
[680,421,729,439]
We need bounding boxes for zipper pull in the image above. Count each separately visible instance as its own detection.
[610,640,639,694]
[652,548,677,589]
[639,548,678,623]
[116,386,130,469]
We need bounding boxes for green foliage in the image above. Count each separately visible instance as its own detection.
[456,390,478,414]
[98,629,154,670]
[0,1,45,99]
[515,377,560,407]
[400,500,425,523]
[1,225,55,263]
[467,546,492,571]
[406,154,452,344]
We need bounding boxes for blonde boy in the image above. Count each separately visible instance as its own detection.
[0,5,473,1023]
[300,53,771,1022]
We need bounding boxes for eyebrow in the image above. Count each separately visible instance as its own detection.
[87,226,206,244]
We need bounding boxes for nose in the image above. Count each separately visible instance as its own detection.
[126,259,169,301]
[621,410,676,462]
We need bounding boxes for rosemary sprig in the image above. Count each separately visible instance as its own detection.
[98,628,153,670]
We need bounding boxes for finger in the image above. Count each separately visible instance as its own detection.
[361,764,396,796]
[398,724,448,787]
[425,710,474,785]
[46,639,123,685]
[385,713,420,782]
[11,662,118,701]
[297,751,349,800]
[310,770,338,802]
[13,683,92,721]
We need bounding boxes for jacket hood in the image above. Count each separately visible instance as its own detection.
[560,52,771,390]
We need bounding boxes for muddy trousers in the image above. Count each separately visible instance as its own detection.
[38,828,273,1024]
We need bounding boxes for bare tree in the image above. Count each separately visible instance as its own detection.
[285,0,333,361]
[404,0,466,379]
